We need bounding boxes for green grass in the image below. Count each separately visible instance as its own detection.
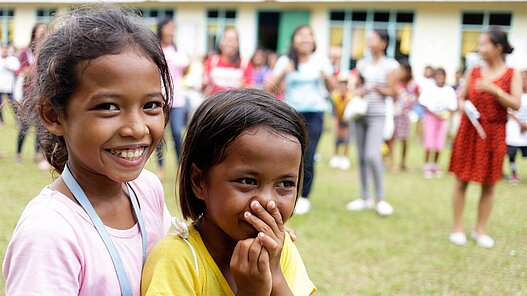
[1,106,526,295]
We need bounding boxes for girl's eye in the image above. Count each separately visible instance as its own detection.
[238,178,257,186]
[278,181,296,188]
[144,101,163,110]
[97,103,119,111]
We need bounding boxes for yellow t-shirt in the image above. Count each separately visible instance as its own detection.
[331,91,353,120]
[142,224,316,295]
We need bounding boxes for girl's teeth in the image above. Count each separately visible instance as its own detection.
[113,148,144,160]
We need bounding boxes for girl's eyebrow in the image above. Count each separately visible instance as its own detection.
[236,168,298,179]
[91,91,164,100]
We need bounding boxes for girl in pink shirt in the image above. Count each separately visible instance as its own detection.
[3,5,172,295]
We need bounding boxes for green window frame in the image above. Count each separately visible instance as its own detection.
[0,8,15,44]
[460,11,512,69]
[36,8,57,23]
[206,9,237,54]
[329,9,414,72]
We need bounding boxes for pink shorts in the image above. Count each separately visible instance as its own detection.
[423,112,447,151]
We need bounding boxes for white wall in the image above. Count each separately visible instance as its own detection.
[412,5,462,83]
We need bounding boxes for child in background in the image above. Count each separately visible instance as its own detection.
[0,43,20,126]
[329,74,355,170]
[251,48,270,90]
[389,61,419,172]
[3,6,172,294]
[506,70,527,184]
[419,68,457,178]
[142,89,316,295]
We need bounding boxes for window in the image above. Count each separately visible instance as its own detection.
[206,9,237,54]
[460,11,512,68]
[329,10,414,71]
[0,8,14,44]
[137,8,175,32]
[36,8,57,23]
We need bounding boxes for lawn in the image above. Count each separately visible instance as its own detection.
[1,105,526,295]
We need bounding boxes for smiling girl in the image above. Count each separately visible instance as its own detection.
[3,5,172,295]
[142,89,316,295]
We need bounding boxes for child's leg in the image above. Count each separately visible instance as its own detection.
[401,139,408,169]
[507,146,517,177]
[452,178,469,232]
[476,183,496,235]
[0,93,4,124]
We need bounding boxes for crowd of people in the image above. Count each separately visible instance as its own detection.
[1,3,526,295]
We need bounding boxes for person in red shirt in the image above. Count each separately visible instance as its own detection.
[202,28,254,94]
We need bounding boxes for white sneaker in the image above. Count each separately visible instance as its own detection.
[471,231,495,248]
[329,156,340,168]
[346,198,374,211]
[339,157,350,170]
[294,197,311,215]
[375,200,394,216]
[449,232,467,245]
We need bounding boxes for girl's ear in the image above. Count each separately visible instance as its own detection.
[190,163,207,201]
[39,101,65,136]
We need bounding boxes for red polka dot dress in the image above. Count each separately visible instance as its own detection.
[449,66,512,184]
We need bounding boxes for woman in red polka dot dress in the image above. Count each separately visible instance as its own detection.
[448,28,522,248]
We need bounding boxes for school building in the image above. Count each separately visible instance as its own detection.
[1,1,526,82]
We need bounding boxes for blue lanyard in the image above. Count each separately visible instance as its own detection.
[62,164,147,296]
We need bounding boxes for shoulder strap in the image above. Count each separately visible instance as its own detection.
[172,217,199,275]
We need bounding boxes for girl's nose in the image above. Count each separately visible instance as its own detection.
[254,187,274,208]
[120,113,149,139]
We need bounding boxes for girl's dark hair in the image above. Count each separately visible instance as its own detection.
[400,60,413,81]
[486,27,514,55]
[373,29,389,55]
[29,23,46,51]
[156,17,177,50]
[288,25,316,70]
[24,4,173,173]
[218,27,241,67]
[435,67,446,77]
[179,88,308,221]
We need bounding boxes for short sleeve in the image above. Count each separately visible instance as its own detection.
[141,236,199,296]
[273,55,290,77]
[356,58,366,75]
[3,213,83,295]
[386,58,400,74]
[447,87,458,111]
[280,234,316,296]
[319,54,334,76]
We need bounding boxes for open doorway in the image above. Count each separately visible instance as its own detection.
[257,12,280,51]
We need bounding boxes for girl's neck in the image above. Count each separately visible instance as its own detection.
[297,52,310,63]
[195,218,237,266]
[485,57,505,70]
[372,52,384,62]
[161,41,171,48]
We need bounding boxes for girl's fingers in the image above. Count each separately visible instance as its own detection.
[245,201,279,237]
[257,232,278,250]
[265,200,284,232]
[231,238,253,268]
[247,238,263,268]
[257,247,270,274]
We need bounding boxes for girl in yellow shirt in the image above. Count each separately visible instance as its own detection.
[142,89,316,295]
